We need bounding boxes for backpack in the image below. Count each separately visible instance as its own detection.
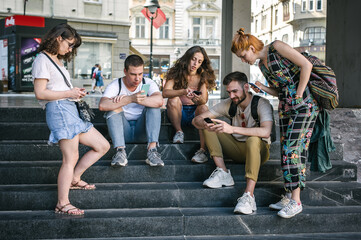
[228,95,277,142]
[117,77,146,96]
[301,52,339,110]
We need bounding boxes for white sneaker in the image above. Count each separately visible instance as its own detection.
[191,149,208,163]
[277,199,303,218]
[269,195,291,210]
[173,131,184,143]
[203,167,235,189]
[234,192,257,215]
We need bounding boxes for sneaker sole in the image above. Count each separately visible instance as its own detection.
[203,182,235,189]
[269,204,284,210]
[234,208,256,215]
[277,209,302,218]
[111,162,127,167]
[145,159,164,167]
[191,158,208,164]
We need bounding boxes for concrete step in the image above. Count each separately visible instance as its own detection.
[0,141,344,161]
[1,206,361,239]
[0,160,356,185]
[1,181,360,211]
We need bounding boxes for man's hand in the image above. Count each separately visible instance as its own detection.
[206,119,234,134]
[130,92,146,104]
[112,94,126,103]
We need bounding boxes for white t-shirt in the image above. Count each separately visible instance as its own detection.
[103,77,160,120]
[209,94,273,144]
[32,53,73,108]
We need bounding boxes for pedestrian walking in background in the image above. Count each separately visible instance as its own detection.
[162,46,216,164]
[231,28,319,218]
[32,23,110,216]
[95,65,105,93]
[91,63,99,93]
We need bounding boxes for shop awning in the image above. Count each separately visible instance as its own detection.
[129,45,148,61]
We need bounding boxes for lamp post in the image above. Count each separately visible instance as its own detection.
[144,0,160,79]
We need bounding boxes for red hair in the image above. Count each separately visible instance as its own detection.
[231,28,264,53]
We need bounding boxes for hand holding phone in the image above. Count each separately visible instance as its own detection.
[249,82,264,94]
[141,84,150,95]
[193,90,202,95]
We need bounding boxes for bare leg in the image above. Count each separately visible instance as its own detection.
[213,156,228,172]
[72,127,110,184]
[167,97,183,132]
[195,104,208,150]
[244,178,256,197]
[291,188,301,203]
[57,136,83,215]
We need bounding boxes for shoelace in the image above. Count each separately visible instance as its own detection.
[209,168,222,178]
[149,150,161,160]
[283,200,298,213]
[237,194,252,204]
[195,149,205,155]
[279,195,290,204]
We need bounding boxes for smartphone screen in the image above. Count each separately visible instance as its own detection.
[249,83,264,94]
[193,90,202,95]
[141,84,150,95]
[204,117,215,124]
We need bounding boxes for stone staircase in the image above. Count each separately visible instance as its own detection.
[1,107,361,239]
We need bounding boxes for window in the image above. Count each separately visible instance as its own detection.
[275,10,278,25]
[261,14,267,30]
[316,0,322,11]
[75,42,112,79]
[283,2,290,21]
[205,17,215,39]
[159,18,169,39]
[135,17,145,38]
[282,34,289,43]
[309,0,314,11]
[193,17,201,39]
[301,0,307,12]
[304,27,326,40]
[255,20,258,33]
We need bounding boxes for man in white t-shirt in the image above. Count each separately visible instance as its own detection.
[91,63,99,93]
[99,55,164,167]
[192,71,273,215]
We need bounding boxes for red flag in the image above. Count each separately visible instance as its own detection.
[141,8,167,29]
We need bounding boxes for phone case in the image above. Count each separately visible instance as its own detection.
[141,84,150,95]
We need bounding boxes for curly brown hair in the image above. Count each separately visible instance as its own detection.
[166,46,216,91]
[38,23,81,62]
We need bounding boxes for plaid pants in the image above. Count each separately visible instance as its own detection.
[279,105,318,191]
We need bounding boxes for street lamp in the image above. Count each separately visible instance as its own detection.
[144,0,160,79]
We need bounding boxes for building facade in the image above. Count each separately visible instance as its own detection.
[0,0,130,82]
[129,0,222,85]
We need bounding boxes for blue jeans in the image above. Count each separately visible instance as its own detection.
[105,107,161,148]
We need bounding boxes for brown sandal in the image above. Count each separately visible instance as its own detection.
[70,180,96,190]
[55,203,84,215]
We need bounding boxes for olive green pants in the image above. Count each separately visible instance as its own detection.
[203,130,270,182]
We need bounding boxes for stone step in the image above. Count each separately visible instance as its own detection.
[0,141,344,161]
[0,160,356,184]
[37,232,361,240]
[1,181,360,211]
[0,122,201,141]
[1,206,361,239]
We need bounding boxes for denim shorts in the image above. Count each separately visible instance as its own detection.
[45,100,93,144]
[181,105,197,126]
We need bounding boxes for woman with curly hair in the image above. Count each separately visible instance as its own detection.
[32,23,110,215]
[163,46,216,163]
[231,28,319,218]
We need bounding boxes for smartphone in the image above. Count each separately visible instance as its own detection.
[193,90,202,95]
[141,84,150,95]
[249,83,264,94]
[204,117,216,124]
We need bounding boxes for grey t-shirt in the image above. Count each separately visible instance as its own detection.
[209,94,273,144]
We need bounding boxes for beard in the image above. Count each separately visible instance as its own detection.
[231,89,247,105]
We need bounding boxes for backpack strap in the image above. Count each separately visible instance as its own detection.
[117,77,146,96]
[251,95,260,127]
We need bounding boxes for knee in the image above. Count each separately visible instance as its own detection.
[246,136,262,149]
[195,104,208,116]
[96,139,110,155]
[167,97,181,110]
